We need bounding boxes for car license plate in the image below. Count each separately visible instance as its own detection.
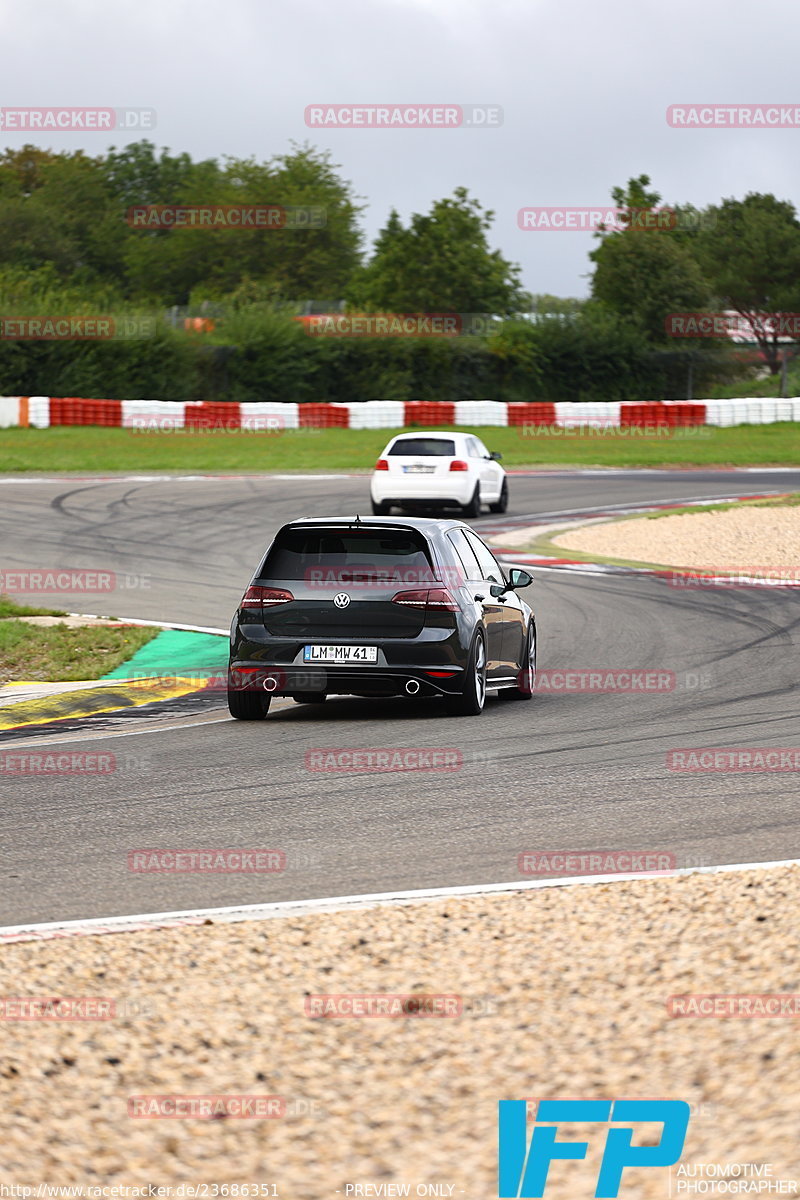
[403,464,435,473]
[303,645,378,663]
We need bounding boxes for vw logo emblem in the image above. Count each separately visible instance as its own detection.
[333,592,351,609]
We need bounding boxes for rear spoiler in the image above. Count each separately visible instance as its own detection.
[282,519,427,534]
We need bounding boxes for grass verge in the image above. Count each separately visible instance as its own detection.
[644,491,800,519]
[3,422,800,471]
[0,620,159,683]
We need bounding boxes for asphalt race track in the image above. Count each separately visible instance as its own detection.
[2,467,800,926]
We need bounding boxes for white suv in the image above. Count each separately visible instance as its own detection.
[370,430,508,517]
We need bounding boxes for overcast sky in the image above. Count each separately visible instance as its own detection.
[3,0,800,298]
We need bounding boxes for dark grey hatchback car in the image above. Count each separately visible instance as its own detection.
[227,516,536,719]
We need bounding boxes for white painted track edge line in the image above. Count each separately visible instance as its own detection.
[68,614,228,635]
[2,858,798,942]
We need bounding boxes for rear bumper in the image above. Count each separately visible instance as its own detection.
[371,475,474,504]
[228,662,466,698]
[373,497,468,511]
[230,614,474,699]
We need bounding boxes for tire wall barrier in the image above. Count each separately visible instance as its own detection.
[6,395,800,430]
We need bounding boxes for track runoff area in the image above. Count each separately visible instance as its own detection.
[1,466,799,1192]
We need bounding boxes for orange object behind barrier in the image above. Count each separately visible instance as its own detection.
[299,404,349,428]
[403,402,457,426]
[506,402,557,426]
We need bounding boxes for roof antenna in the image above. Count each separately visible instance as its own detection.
[354,513,361,525]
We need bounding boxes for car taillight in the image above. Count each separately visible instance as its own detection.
[240,585,294,613]
[449,459,469,471]
[391,588,459,612]
[375,458,389,470]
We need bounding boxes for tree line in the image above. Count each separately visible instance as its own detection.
[1,144,797,400]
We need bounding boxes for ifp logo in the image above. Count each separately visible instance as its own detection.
[498,1099,690,1197]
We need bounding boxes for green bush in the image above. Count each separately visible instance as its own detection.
[0,290,740,404]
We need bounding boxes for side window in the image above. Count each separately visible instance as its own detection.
[447,529,483,581]
[465,437,482,458]
[464,530,504,584]
[473,436,490,459]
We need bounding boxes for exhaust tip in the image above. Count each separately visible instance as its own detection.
[263,676,279,692]
[405,679,421,695]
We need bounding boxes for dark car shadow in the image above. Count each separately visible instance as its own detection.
[266,694,507,721]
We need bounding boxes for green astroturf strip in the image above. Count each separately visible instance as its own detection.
[101,628,229,681]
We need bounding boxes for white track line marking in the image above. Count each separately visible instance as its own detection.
[68,613,228,635]
[0,473,360,484]
[2,858,798,943]
[2,469,799,487]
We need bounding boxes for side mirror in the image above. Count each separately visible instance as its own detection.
[507,567,533,589]
[489,450,503,461]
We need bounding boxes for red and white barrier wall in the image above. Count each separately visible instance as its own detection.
[3,396,800,430]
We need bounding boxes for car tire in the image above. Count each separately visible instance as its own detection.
[371,500,390,515]
[291,693,327,704]
[444,631,487,716]
[497,622,536,701]
[462,486,481,518]
[228,687,271,720]
[488,480,509,514]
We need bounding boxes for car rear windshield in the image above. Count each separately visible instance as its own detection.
[260,527,437,582]
[387,438,456,457]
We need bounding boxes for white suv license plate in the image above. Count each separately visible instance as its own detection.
[403,464,436,473]
[303,645,378,663]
